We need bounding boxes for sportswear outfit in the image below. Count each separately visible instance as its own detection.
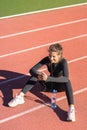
[22,56,74,106]
[8,56,75,121]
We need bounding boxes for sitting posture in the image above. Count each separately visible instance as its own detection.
[8,43,76,122]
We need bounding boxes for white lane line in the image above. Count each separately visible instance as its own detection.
[0,18,87,39]
[0,2,87,19]
[0,55,87,85]
[68,56,87,63]
[0,34,87,58]
[0,87,87,124]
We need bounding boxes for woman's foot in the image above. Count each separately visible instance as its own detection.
[67,106,76,122]
[8,95,25,107]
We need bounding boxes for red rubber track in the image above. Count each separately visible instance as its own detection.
[0,4,87,130]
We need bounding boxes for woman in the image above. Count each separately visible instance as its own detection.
[8,43,75,122]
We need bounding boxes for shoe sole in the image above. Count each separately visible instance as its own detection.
[67,117,76,122]
[8,101,25,107]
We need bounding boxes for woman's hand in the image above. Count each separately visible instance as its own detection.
[38,72,48,81]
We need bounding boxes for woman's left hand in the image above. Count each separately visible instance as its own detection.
[38,72,48,81]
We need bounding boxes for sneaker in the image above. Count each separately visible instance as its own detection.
[8,95,25,107]
[67,107,76,122]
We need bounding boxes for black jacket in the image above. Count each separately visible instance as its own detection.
[30,56,69,83]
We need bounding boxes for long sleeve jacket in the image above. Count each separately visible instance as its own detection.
[29,56,69,83]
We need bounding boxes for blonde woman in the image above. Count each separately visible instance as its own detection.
[8,43,75,122]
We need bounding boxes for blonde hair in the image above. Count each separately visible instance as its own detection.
[48,43,63,55]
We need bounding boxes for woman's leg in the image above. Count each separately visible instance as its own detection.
[45,81,75,122]
[21,76,38,94]
[64,80,74,106]
[64,80,75,122]
[8,76,38,107]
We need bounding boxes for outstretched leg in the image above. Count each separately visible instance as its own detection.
[8,76,38,107]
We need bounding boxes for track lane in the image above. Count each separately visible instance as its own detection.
[0,87,87,129]
[0,20,87,55]
[0,4,87,36]
[0,4,87,130]
[0,37,87,73]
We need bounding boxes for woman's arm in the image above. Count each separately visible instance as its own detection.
[46,76,68,83]
[29,56,49,77]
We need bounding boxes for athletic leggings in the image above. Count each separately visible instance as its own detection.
[21,76,74,106]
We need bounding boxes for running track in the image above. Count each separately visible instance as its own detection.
[0,3,87,130]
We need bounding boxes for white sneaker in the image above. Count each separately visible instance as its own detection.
[8,95,25,107]
[67,107,76,122]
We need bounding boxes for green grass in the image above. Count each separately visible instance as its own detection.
[0,0,87,17]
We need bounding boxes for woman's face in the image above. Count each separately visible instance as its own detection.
[49,51,61,63]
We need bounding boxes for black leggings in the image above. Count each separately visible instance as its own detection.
[21,76,74,105]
